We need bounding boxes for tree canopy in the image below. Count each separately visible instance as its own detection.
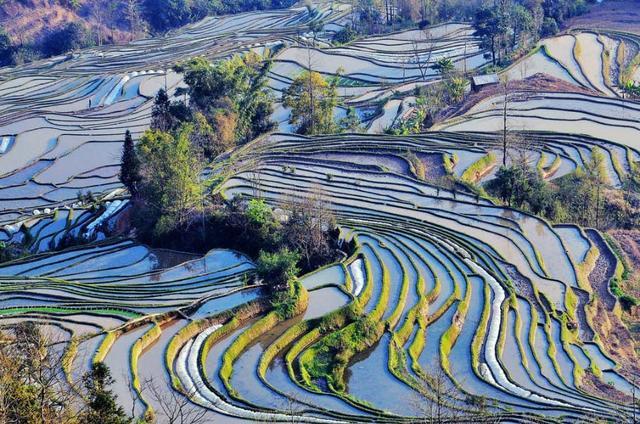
[283,70,340,135]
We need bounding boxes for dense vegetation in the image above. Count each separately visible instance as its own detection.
[473,0,595,66]
[120,53,343,292]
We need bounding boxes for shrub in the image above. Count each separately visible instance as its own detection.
[41,22,93,57]
[333,25,358,44]
[541,18,559,37]
[256,248,300,290]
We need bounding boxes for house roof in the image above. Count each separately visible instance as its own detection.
[472,74,500,86]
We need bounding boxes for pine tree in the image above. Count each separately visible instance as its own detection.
[151,88,173,131]
[80,362,130,424]
[119,130,141,196]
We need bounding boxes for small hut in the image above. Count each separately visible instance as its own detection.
[471,74,499,92]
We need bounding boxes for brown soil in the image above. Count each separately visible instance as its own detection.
[417,152,446,181]
[587,231,617,311]
[435,74,599,125]
[0,0,137,46]
[566,0,640,35]
[580,370,631,404]
[584,230,640,392]
[608,229,640,353]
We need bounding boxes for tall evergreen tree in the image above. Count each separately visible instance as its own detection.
[119,130,141,196]
[80,362,130,424]
[151,88,174,131]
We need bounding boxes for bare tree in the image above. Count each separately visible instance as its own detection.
[411,28,434,81]
[91,3,111,47]
[412,364,503,423]
[281,185,337,269]
[142,377,208,424]
[277,393,306,423]
[411,365,461,423]
[0,323,82,424]
[125,0,143,38]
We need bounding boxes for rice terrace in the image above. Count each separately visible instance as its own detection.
[0,0,640,422]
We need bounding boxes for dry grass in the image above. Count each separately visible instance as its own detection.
[436,74,598,124]
[0,0,136,45]
[566,0,640,35]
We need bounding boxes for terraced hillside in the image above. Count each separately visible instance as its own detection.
[506,29,640,97]
[0,2,639,423]
[268,23,489,131]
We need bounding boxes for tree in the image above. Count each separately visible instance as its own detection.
[444,76,466,103]
[510,4,534,49]
[80,362,130,424]
[142,0,192,33]
[0,323,80,424]
[433,57,454,76]
[150,89,175,131]
[500,77,512,166]
[474,6,502,66]
[135,128,203,237]
[283,71,340,135]
[541,17,559,36]
[281,189,337,268]
[492,164,534,208]
[142,377,207,424]
[411,364,462,423]
[339,107,363,132]
[175,53,274,144]
[42,22,92,56]
[0,29,12,67]
[188,111,236,159]
[584,147,607,228]
[256,248,300,291]
[120,130,141,196]
[410,28,434,81]
[125,0,144,37]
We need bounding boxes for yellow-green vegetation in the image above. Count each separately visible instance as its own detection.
[130,322,164,420]
[405,150,426,180]
[342,263,353,293]
[395,272,427,346]
[93,330,120,364]
[220,280,308,398]
[512,302,529,370]
[621,53,640,86]
[565,287,579,322]
[357,253,374,308]
[601,40,613,87]
[576,240,599,292]
[386,259,409,329]
[258,320,311,379]
[166,301,267,389]
[542,153,562,179]
[603,233,639,312]
[442,152,458,175]
[220,311,282,399]
[61,336,79,385]
[617,41,627,71]
[573,35,583,61]
[471,283,491,372]
[440,274,471,373]
[461,152,496,184]
[370,252,390,323]
[497,302,510,360]
[298,296,384,392]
